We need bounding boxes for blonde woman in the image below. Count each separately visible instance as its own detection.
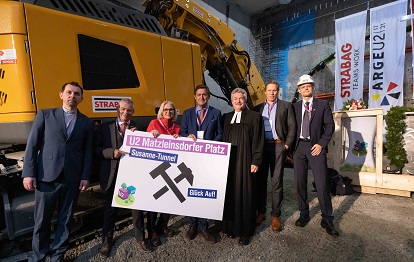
[146,101,180,237]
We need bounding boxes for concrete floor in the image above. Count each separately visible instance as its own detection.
[69,167,414,261]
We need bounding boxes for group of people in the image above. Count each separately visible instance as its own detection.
[22,74,338,261]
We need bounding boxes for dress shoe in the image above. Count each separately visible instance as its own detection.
[185,226,198,240]
[295,216,311,227]
[321,219,340,236]
[137,240,154,252]
[199,229,216,243]
[271,216,282,232]
[255,213,266,226]
[99,241,113,257]
[238,237,250,245]
[163,227,175,237]
[150,232,161,247]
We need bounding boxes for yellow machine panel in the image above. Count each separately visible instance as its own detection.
[162,37,201,114]
[24,4,167,117]
[0,34,35,120]
[0,1,27,34]
[0,1,203,143]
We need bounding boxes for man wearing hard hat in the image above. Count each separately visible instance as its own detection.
[292,75,339,236]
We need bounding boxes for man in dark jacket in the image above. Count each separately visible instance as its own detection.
[22,82,93,262]
[95,98,158,256]
[293,75,338,236]
[254,80,296,232]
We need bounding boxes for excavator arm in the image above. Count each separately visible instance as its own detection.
[143,0,265,108]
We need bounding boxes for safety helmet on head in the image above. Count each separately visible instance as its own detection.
[297,75,314,86]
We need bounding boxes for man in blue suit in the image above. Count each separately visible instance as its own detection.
[22,82,94,261]
[180,84,222,243]
[293,75,339,236]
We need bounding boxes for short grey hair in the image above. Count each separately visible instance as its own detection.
[157,100,177,121]
[231,88,247,102]
[117,98,134,109]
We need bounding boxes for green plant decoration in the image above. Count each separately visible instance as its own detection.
[385,106,414,170]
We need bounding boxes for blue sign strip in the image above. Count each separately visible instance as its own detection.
[187,188,217,199]
[129,147,178,163]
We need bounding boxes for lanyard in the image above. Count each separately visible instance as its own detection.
[266,101,276,118]
[158,119,174,135]
[304,102,312,116]
[196,107,208,127]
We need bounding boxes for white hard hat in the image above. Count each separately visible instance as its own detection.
[297,75,314,86]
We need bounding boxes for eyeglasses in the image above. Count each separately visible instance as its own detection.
[163,108,175,112]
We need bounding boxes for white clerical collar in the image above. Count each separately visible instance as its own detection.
[230,111,242,124]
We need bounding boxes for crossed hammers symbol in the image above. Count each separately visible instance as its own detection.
[150,162,194,203]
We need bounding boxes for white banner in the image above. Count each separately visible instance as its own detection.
[335,11,367,111]
[369,0,407,111]
[111,130,231,220]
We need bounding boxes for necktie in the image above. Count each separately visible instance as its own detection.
[302,102,310,138]
[66,113,76,136]
[121,122,127,136]
[200,108,205,122]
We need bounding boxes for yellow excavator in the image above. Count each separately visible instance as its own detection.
[142,0,265,107]
[0,0,265,249]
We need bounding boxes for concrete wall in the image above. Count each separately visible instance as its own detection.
[253,0,413,107]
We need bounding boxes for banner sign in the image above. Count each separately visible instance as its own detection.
[112,130,231,220]
[368,0,407,112]
[334,11,367,110]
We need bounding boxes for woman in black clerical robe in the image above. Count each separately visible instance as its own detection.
[221,88,264,245]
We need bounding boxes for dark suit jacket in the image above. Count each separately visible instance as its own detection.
[180,106,223,141]
[293,98,334,152]
[94,120,136,191]
[22,108,94,183]
[254,99,296,149]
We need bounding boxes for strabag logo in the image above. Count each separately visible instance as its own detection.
[92,96,131,112]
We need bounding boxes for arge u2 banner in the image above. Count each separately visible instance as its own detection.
[112,130,231,220]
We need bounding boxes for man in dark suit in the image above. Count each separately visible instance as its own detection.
[22,82,94,262]
[254,80,296,232]
[293,75,339,236]
[95,98,157,255]
[180,84,222,243]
